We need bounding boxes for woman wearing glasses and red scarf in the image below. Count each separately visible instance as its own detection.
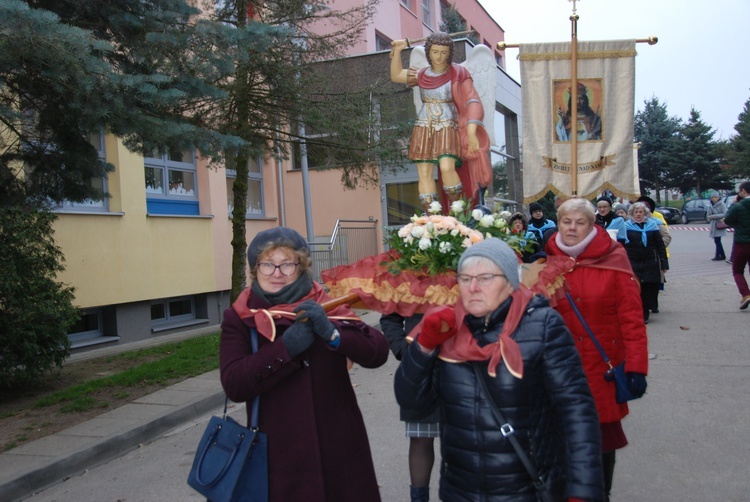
[220,227,389,502]
[395,238,603,501]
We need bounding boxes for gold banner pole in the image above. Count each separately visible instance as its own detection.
[570,8,579,196]
[496,37,658,51]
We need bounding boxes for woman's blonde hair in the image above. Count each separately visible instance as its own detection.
[249,244,312,282]
[557,197,595,224]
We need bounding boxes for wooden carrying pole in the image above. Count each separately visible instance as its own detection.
[295,291,363,321]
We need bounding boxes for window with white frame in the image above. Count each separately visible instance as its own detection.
[151,296,195,326]
[375,32,392,52]
[226,154,264,217]
[144,148,199,215]
[57,131,109,212]
[422,0,432,27]
[67,309,103,344]
[400,0,412,11]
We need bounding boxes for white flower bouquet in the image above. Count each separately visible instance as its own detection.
[386,199,535,276]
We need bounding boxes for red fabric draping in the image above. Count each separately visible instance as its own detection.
[321,250,459,317]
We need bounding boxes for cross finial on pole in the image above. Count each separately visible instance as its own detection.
[568,0,579,15]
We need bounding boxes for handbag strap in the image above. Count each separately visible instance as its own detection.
[221,328,261,430]
[565,292,612,368]
[472,364,545,491]
[249,328,260,430]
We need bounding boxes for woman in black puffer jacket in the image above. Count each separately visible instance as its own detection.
[395,238,604,501]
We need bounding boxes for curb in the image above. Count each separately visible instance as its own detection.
[0,391,225,502]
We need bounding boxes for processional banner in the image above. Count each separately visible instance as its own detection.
[519,40,639,202]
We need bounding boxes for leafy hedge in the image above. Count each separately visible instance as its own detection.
[0,207,76,389]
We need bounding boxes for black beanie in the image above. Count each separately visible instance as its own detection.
[596,196,613,207]
[529,202,543,213]
[636,195,656,213]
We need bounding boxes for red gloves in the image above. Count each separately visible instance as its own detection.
[417,306,457,351]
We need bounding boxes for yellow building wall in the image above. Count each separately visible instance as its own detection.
[53,135,386,311]
[55,139,220,309]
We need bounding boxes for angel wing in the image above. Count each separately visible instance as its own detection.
[462,44,497,146]
[408,46,429,117]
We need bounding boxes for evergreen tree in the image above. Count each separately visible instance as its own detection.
[1,0,248,205]
[634,97,681,203]
[726,94,750,178]
[668,108,731,196]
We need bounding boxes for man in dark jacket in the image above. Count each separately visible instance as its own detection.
[724,181,750,309]
[395,238,604,501]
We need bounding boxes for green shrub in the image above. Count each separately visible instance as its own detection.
[0,207,77,389]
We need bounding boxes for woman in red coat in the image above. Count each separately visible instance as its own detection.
[545,198,649,501]
[220,227,389,502]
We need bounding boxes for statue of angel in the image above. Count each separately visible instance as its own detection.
[390,32,495,214]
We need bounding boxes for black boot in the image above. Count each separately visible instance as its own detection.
[602,450,616,502]
[410,486,429,502]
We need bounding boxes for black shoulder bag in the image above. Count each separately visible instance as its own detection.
[472,364,564,502]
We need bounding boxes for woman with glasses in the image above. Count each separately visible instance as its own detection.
[545,198,649,501]
[395,238,604,501]
[219,227,389,502]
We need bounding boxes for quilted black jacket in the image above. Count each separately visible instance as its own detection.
[394,295,605,501]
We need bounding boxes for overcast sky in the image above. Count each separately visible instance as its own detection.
[478,0,749,140]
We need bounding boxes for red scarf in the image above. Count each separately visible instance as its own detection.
[415,287,533,379]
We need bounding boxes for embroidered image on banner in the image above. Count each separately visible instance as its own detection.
[553,79,603,143]
[519,40,639,202]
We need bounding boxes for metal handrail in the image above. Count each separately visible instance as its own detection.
[307,219,379,282]
[307,219,377,250]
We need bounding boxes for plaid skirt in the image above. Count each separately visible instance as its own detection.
[405,420,440,438]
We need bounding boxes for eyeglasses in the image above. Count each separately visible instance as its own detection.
[456,273,505,287]
[257,262,300,276]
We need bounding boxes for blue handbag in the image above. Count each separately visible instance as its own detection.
[565,293,637,404]
[188,329,268,502]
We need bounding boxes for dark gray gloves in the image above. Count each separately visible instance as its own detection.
[294,300,335,340]
[281,321,315,357]
[627,372,648,398]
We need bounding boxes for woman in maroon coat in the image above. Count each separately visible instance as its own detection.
[220,227,389,502]
[545,198,649,501]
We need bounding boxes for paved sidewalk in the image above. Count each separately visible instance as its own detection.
[0,310,382,502]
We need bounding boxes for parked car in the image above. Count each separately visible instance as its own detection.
[724,194,738,210]
[679,198,710,224]
[655,206,680,224]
